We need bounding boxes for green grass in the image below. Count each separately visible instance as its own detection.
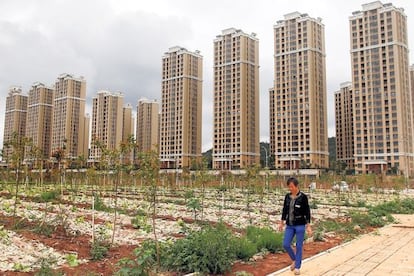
[246,226,284,253]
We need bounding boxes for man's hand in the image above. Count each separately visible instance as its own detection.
[306,224,313,237]
[278,221,285,232]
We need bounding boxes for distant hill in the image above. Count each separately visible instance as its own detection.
[202,148,213,168]
[202,142,273,169]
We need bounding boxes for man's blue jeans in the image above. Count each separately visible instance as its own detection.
[283,224,305,269]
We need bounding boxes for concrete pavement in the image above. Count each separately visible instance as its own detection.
[268,214,414,276]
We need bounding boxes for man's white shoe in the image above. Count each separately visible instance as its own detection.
[294,268,300,275]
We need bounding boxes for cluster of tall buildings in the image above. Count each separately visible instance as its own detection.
[335,1,414,176]
[4,75,90,162]
[2,1,414,176]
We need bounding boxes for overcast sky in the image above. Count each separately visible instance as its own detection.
[1,0,414,152]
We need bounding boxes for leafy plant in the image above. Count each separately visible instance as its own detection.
[13,262,30,272]
[184,190,195,202]
[65,253,79,267]
[34,258,63,276]
[90,242,109,261]
[235,271,254,276]
[163,223,236,274]
[246,226,283,253]
[370,198,414,215]
[40,190,59,202]
[186,197,201,221]
[33,223,54,237]
[313,230,325,242]
[356,200,366,207]
[90,225,110,260]
[115,240,157,276]
[75,216,85,224]
[131,215,152,233]
[0,225,10,245]
[234,237,257,260]
[93,194,111,212]
[309,201,318,209]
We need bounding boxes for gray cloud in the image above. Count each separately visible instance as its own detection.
[0,0,413,152]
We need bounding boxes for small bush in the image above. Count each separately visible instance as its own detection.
[186,198,201,220]
[317,219,342,232]
[131,215,152,233]
[313,230,324,242]
[309,201,318,209]
[65,254,79,267]
[34,258,63,276]
[93,195,111,212]
[40,190,59,202]
[370,198,414,215]
[163,223,236,274]
[234,237,257,260]
[33,223,54,237]
[246,226,283,253]
[356,200,366,207]
[235,271,254,276]
[90,242,109,261]
[115,240,157,276]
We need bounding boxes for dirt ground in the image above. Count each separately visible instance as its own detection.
[226,237,343,276]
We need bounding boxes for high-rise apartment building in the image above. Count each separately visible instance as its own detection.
[51,73,88,159]
[350,1,413,175]
[270,12,328,169]
[121,103,134,163]
[25,82,54,160]
[90,91,124,161]
[335,82,354,169]
[213,28,260,170]
[410,64,414,144]
[122,103,134,142]
[2,86,28,160]
[136,98,159,153]
[82,114,90,159]
[160,46,202,169]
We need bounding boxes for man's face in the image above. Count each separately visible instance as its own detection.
[288,182,298,194]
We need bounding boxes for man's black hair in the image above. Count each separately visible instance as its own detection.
[286,177,299,187]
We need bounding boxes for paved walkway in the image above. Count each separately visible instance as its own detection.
[268,214,414,276]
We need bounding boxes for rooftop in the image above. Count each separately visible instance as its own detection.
[215,27,258,41]
[164,46,202,58]
[275,12,323,27]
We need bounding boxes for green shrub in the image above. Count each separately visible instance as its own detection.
[40,190,59,202]
[309,201,318,209]
[235,271,254,276]
[33,223,54,237]
[93,195,111,212]
[317,219,342,232]
[65,254,79,267]
[131,215,152,233]
[234,237,257,260]
[246,226,283,253]
[13,263,30,272]
[34,258,63,276]
[313,230,324,242]
[163,223,236,274]
[90,242,109,260]
[186,198,201,220]
[350,210,393,228]
[115,240,157,276]
[356,200,366,207]
[184,190,195,201]
[370,198,414,215]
